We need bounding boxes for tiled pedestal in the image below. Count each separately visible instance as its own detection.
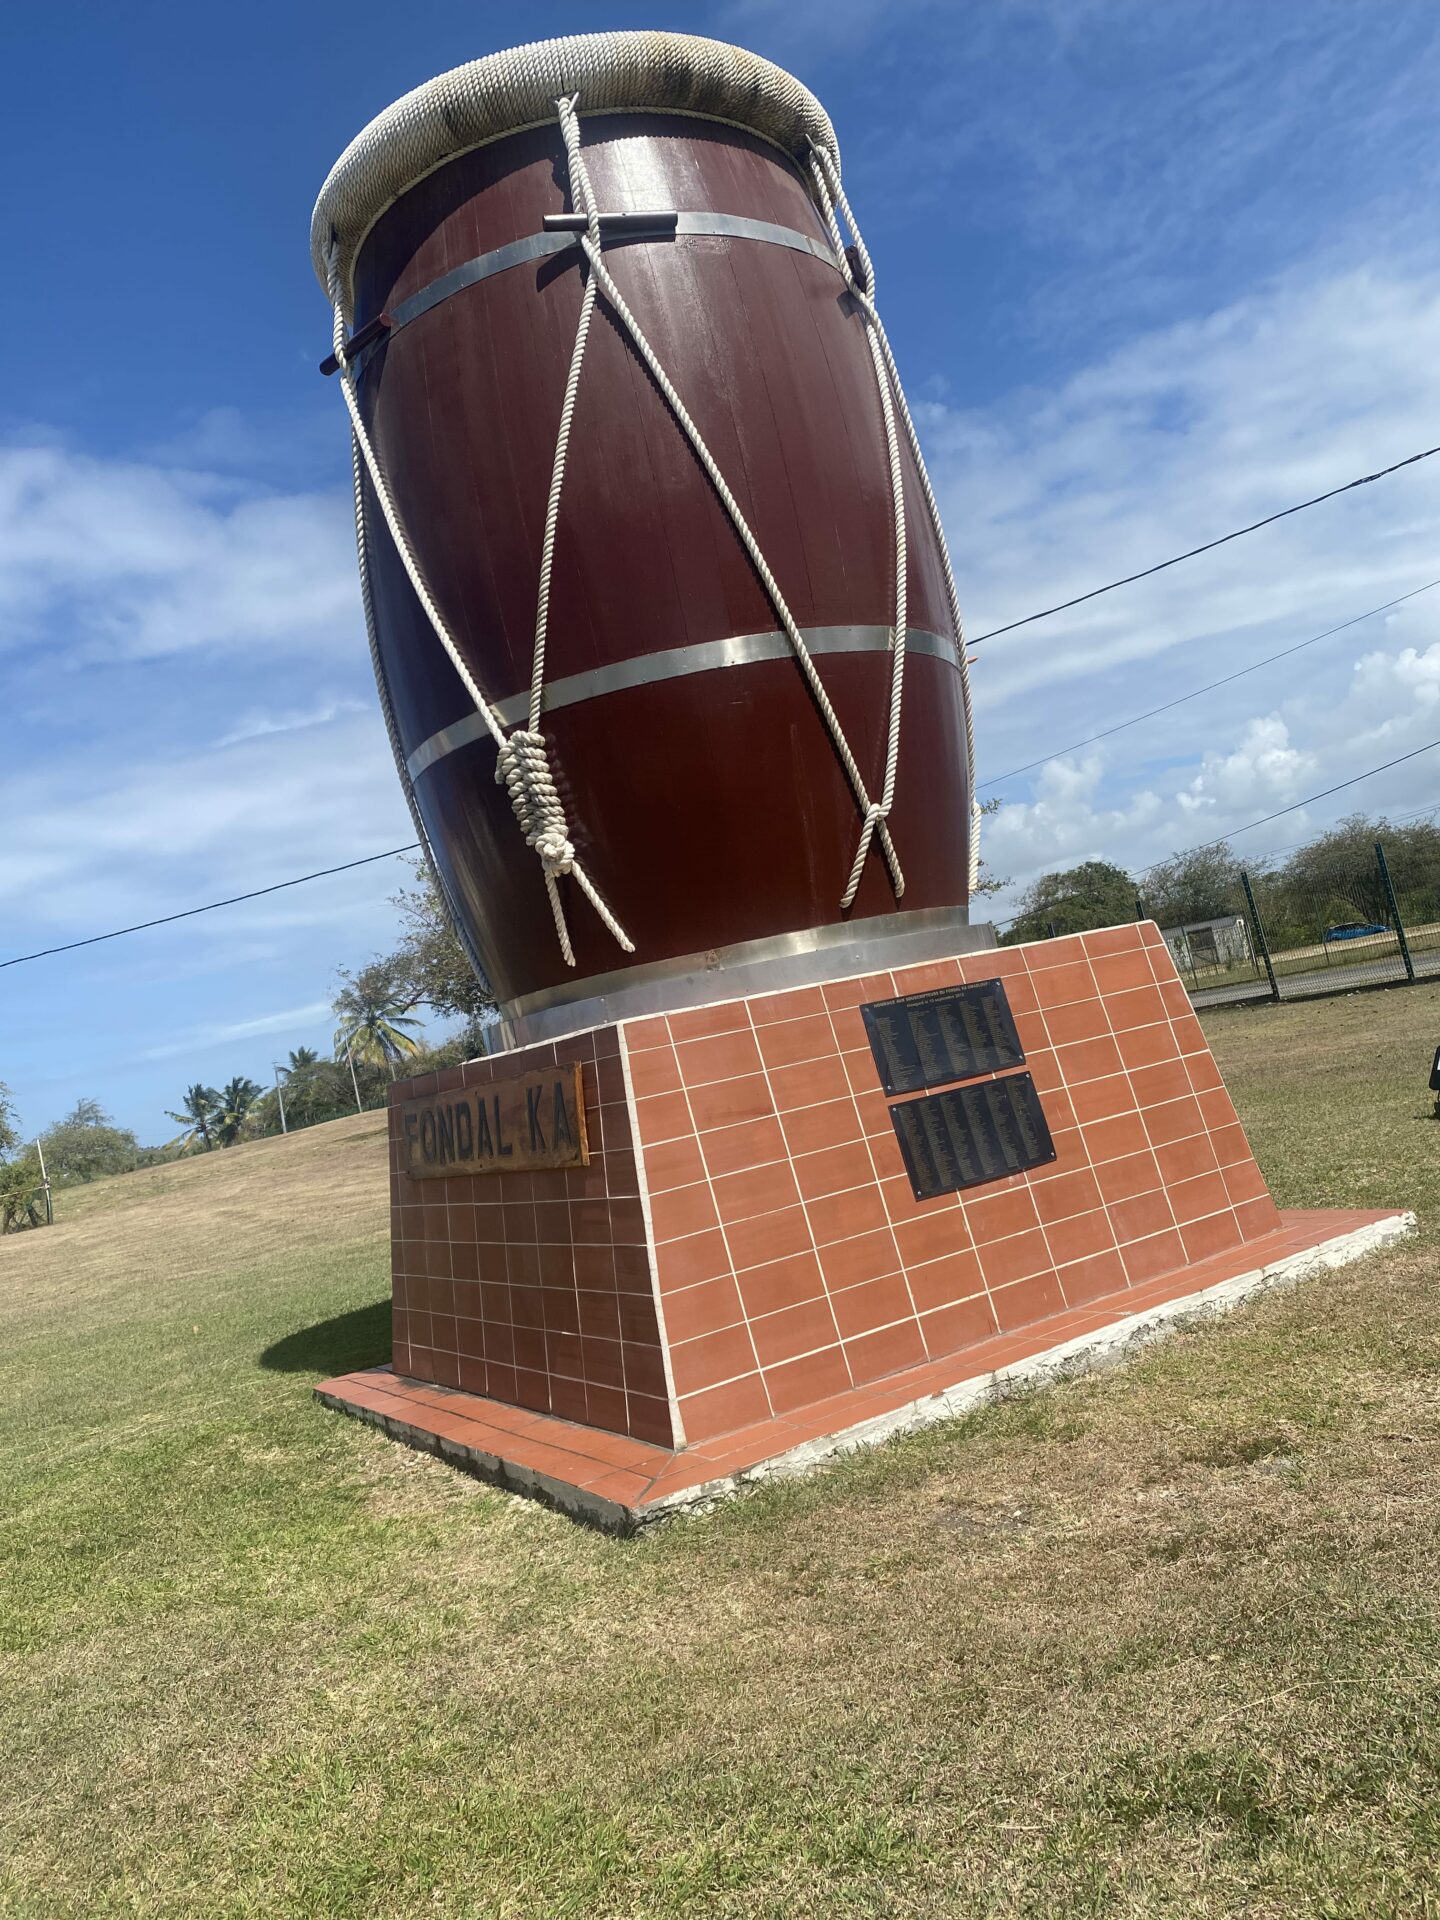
[318,923,1412,1524]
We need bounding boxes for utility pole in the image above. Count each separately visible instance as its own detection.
[346,1046,363,1113]
[272,1066,289,1135]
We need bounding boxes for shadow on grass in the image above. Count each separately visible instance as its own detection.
[260,1299,391,1376]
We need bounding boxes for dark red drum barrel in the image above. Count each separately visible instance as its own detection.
[313,32,979,1033]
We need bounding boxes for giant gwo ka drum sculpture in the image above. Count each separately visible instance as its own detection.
[314,33,1394,1523]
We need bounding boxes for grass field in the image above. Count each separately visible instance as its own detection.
[3,989,1439,1917]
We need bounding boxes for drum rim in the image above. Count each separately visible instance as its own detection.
[311,31,838,306]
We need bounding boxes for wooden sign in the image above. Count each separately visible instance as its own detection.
[396,1063,588,1179]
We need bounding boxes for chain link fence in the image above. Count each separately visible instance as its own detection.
[1141,839,1440,1009]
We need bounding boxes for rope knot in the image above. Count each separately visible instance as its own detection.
[496,728,575,876]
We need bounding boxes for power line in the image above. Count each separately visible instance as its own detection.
[968,440,1440,647]
[0,845,420,971]
[979,577,1440,791]
[1136,735,1440,875]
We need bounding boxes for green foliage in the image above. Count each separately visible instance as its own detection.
[0,1155,46,1232]
[389,859,496,1025]
[211,1077,264,1148]
[333,957,423,1071]
[1003,859,1138,945]
[165,1084,221,1153]
[971,796,1010,902]
[38,1100,140,1187]
[1141,842,1244,928]
[0,1080,19,1161]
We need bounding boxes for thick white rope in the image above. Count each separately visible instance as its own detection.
[555,95,904,908]
[809,144,982,895]
[326,248,632,967]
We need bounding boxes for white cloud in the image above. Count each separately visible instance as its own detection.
[1177,717,1317,817]
[213,696,368,748]
[136,1001,335,1063]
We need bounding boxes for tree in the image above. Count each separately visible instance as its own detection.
[1141,843,1243,929]
[389,860,495,1030]
[0,1158,45,1233]
[0,1081,19,1161]
[971,797,1011,901]
[212,1077,264,1147]
[39,1100,140,1186]
[285,1047,320,1074]
[166,1084,221,1153]
[1003,860,1138,945]
[333,958,423,1072]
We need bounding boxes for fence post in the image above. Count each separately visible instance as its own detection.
[1240,871,1280,1001]
[1134,895,1148,923]
[1375,841,1416,983]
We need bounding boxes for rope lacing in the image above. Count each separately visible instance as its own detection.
[326,221,632,968]
[552,94,905,909]
[807,142,982,894]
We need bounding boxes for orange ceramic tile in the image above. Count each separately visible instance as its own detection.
[1109,1187,1177,1244]
[648,1181,722,1245]
[1130,1058,1194,1108]
[1180,1210,1243,1263]
[1045,1208,1117,1267]
[890,1201,972,1270]
[668,1322,759,1397]
[991,1270,1067,1332]
[1207,1121,1252,1168]
[1221,1159,1269,1206]
[755,1012,840,1072]
[666,1001,752,1042]
[654,1228,731,1292]
[678,1371,773,1443]
[1057,1248,1128,1305]
[1055,1034,1126,1086]
[1043,996,1113,1046]
[891,959,962,995]
[920,1292,999,1358]
[806,1181,891,1246]
[622,1015,671,1051]
[830,1271,914,1340]
[674,1027,765,1087]
[1153,1133,1220,1185]
[1091,950,1155,995]
[906,1245,985,1313]
[712,1158,803,1225]
[818,1227,904,1291]
[765,1343,853,1414]
[977,1227,1051,1289]
[767,1054,853,1111]
[1033,1167,1105,1224]
[1144,1095,1206,1148]
[627,1044,683,1099]
[645,1134,707,1194]
[1071,1073,1139,1125]
[736,1249,827,1317]
[749,1295,842,1368]
[660,1273,745,1344]
[1196,1086,1241,1131]
[1106,984,1168,1031]
[1026,934,1090,969]
[792,1138,877,1202]
[635,1091,695,1144]
[750,985,829,1025]
[845,1316,927,1385]
[1084,923,1145,957]
[726,1205,815,1272]
[1235,1195,1284,1239]
[964,1184,1041,1245]
[779,1096,863,1155]
[1169,1170,1232,1226]
[1030,960,1097,1008]
[688,1073,775,1133]
[1121,1228,1187,1285]
[697,1113,789,1178]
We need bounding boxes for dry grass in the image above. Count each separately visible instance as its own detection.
[2,992,1439,1917]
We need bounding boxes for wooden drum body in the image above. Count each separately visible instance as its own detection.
[315,35,979,1033]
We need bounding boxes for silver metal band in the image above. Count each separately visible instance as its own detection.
[486,907,997,1052]
[353,212,844,373]
[405,624,958,781]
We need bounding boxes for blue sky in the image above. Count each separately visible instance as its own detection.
[4,0,1440,1142]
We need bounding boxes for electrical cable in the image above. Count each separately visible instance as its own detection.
[979,578,1440,790]
[0,845,420,971]
[969,440,1440,647]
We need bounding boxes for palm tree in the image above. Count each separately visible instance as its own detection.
[284,1047,320,1075]
[333,962,422,1073]
[212,1076,264,1147]
[165,1084,220,1153]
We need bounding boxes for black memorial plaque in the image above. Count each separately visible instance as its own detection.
[861,979,1025,1096]
[889,1072,1056,1201]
